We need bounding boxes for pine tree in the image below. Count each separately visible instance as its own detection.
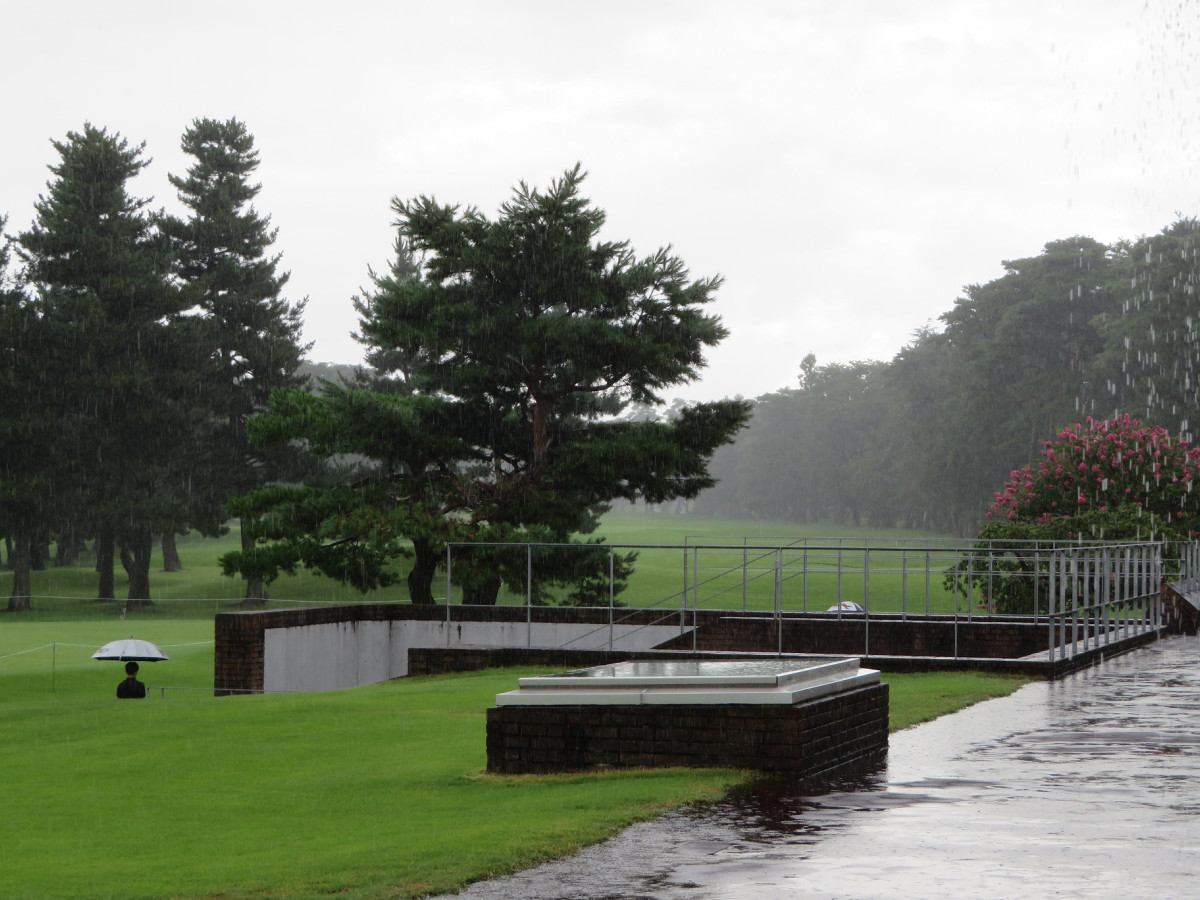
[17,124,184,603]
[161,118,309,602]
[0,217,48,609]
[225,165,751,605]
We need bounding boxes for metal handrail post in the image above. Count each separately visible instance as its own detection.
[1142,545,1149,633]
[680,546,688,635]
[1033,548,1040,626]
[1120,546,1127,639]
[987,549,994,615]
[1059,549,1068,657]
[837,546,844,613]
[1102,547,1111,647]
[742,541,748,612]
[775,548,783,655]
[925,550,931,616]
[1047,549,1057,664]
[1071,549,1080,657]
[608,547,615,652]
[802,548,809,613]
[864,548,871,658]
[1082,549,1091,653]
[693,546,700,652]
[966,547,974,624]
[445,544,452,646]
[526,544,533,649]
[1154,546,1163,630]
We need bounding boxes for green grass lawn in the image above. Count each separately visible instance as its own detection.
[1,619,1031,900]
[2,513,974,618]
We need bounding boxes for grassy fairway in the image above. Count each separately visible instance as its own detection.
[1,628,740,900]
[1,517,1023,898]
[1,621,1031,900]
[1,513,969,616]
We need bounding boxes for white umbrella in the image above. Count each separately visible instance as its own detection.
[826,601,865,613]
[92,638,169,662]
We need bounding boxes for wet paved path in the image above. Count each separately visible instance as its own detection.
[447,635,1200,899]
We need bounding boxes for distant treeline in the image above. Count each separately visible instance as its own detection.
[689,221,1200,535]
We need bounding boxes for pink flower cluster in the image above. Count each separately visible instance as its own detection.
[985,415,1200,531]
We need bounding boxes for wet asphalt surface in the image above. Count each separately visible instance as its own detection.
[445,635,1199,900]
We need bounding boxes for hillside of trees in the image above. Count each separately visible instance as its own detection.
[692,222,1200,536]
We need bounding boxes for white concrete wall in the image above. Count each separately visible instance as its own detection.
[262,618,683,693]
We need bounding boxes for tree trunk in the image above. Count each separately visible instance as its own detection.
[407,537,439,605]
[31,538,48,571]
[54,531,82,567]
[119,542,135,579]
[240,517,268,605]
[96,522,115,601]
[126,526,153,606]
[7,525,32,611]
[161,532,182,572]
[532,393,550,472]
[461,571,501,606]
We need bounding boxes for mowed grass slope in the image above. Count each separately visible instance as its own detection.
[1,517,1025,898]
[1,622,1030,900]
[1,631,743,900]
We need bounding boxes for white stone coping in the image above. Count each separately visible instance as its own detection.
[495,657,882,706]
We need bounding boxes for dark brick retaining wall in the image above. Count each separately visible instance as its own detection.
[216,604,1163,693]
[657,613,1052,658]
[486,683,889,777]
[214,613,266,696]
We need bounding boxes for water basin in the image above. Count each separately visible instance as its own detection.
[496,656,879,706]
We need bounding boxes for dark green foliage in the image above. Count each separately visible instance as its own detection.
[221,384,476,600]
[160,118,309,600]
[225,166,750,604]
[0,218,44,609]
[16,124,186,603]
[1,120,307,607]
[1094,218,1200,440]
[697,232,1171,537]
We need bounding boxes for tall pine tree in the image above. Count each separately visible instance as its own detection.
[17,124,184,603]
[161,118,309,602]
[226,165,750,605]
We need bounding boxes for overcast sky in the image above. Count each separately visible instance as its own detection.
[4,0,1197,401]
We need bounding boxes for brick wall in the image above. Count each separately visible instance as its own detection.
[214,613,266,696]
[215,604,1162,692]
[1162,584,1199,635]
[654,613,1050,658]
[486,683,889,778]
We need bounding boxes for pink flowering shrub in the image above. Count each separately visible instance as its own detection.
[983,415,1200,542]
[950,416,1200,614]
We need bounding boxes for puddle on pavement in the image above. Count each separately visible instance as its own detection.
[446,635,1200,900]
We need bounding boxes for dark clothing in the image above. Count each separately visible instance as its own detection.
[117,676,146,699]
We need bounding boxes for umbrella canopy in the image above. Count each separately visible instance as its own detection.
[92,638,169,662]
[826,601,865,613]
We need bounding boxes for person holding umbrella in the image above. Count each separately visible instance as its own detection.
[117,661,146,699]
[94,639,166,698]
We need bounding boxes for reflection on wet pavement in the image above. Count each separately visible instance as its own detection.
[446,635,1199,900]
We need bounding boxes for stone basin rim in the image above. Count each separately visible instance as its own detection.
[511,656,867,694]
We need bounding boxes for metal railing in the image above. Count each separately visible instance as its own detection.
[443,537,1179,659]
